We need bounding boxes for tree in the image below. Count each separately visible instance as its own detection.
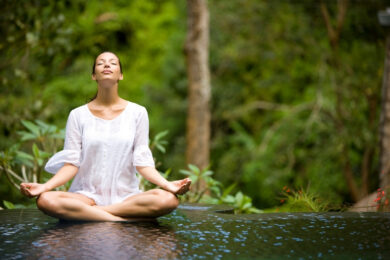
[379,10,390,192]
[184,0,211,172]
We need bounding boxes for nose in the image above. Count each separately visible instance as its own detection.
[104,62,110,68]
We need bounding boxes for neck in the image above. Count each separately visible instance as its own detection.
[95,81,121,106]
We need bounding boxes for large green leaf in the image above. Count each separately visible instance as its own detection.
[21,120,40,136]
[3,200,15,209]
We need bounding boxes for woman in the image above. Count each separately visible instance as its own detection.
[20,51,191,221]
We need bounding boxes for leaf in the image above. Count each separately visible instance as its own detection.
[210,186,221,197]
[162,168,171,179]
[179,170,192,176]
[15,151,34,167]
[21,120,40,136]
[222,195,235,204]
[243,202,252,210]
[156,144,166,153]
[16,131,37,141]
[188,164,200,174]
[3,200,15,209]
[189,175,198,183]
[249,208,263,214]
[235,192,244,205]
[39,151,51,159]
[32,143,40,158]
[15,151,34,162]
[222,183,237,198]
[201,170,214,177]
[155,130,169,140]
[37,158,43,166]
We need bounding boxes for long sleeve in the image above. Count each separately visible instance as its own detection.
[132,107,155,167]
[45,110,82,174]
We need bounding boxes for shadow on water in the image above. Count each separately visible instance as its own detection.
[1,205,390,259]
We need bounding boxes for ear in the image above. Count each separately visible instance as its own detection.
[92,74,96,81]
[119,74,123,81]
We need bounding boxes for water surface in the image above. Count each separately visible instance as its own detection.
[0,206,389,259]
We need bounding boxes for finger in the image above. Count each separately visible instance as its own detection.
[20,187,29,197]
[22,183,32,189]
[178,182,191,195]
[26,189,34,198]
[20,187,27,196]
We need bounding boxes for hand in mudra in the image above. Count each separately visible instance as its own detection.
[20,183,47,198]
[166,178,191,195]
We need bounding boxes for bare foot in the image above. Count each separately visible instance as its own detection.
[116,217,157,223]
[94,205,156,222]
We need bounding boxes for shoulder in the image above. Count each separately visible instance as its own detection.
[127,101,149,115]
[67,104,89,122]
[70,104,87,114]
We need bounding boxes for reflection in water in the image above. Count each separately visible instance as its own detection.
[28,220,179,260]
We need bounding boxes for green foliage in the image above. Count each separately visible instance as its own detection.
[3,200,14,209]
[221,191,263,214]
[0,0,387,211]
[0,120,65,191]
[273,187,331,213]
[180,164,217,202]
[139,130,171,191]
[150,130,169,155]
[209,0,385,209]
[179,164,262,214]
[2,200,36,210]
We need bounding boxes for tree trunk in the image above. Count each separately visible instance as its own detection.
[184,0,211,171]
[379,33,390,190]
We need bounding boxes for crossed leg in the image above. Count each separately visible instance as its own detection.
[36,191,126,222]
[95,189,179,218]
[36,189,179,221]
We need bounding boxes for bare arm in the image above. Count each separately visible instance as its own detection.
[20,163,78,198]
[136,166,191,195]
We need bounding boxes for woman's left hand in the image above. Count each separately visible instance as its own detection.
[165,178,191,195]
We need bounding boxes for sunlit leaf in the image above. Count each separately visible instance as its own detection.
[3,200,14,209]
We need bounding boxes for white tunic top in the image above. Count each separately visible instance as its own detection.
[44,101,155,206]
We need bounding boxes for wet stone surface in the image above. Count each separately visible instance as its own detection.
[0,205,389,259]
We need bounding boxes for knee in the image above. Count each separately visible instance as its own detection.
[36,192,61,214]
[154,190,179,214]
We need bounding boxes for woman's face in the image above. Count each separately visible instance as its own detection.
[92,52,123,83]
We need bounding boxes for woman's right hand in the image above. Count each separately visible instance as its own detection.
[20,183,48,198]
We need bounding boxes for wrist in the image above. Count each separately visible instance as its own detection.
[161,181,172,192]
[42,183,51,192]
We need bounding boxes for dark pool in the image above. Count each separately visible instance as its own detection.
[0,205,389,259]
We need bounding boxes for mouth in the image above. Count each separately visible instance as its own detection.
[102,70,113,74]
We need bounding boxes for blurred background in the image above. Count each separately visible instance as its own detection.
[1,0,389,212]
